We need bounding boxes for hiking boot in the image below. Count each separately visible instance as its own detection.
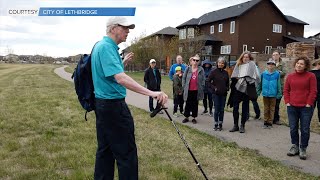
[201,110,208,115]
[287,145,299,156]
[239,124,245,133]
[218,124,223,131]
[182,118,189,123]
[192,118,197,124]
[262,124,270,129]
[254,115,261,120]
[173,113,179,118]
[229,125,239,132]
[209,111,213,117]
[213,124,218,131]
[299,148,307,160]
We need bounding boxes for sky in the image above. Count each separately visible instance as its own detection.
[0,0,319,57]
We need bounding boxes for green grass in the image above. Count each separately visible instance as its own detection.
[64,64,76,74]
[126,71,320,134]
[0,64,319,179]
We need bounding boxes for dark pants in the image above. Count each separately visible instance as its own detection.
[213,95,226,124]
[273,98,281,123]
[233,98,249,126]
[203,91,213,112]
[287,106,313,149]
[184,90,198,118]
[149,96,155,112]
[174,95,184,113]
[247,99,260,119]
[312,97,320,122]
[252,99,261,117]
[94,98,138,180]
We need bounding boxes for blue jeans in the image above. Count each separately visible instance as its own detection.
[94,98,138,180]
[287,106,313,149]
[252,100,261,117]
[213,95,226,125]
[203,91,213,112]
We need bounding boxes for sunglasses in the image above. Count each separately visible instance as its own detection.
[193,59,200,62]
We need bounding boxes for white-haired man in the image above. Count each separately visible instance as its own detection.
[91,16,168,180]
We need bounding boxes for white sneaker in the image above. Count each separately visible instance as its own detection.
[173,113,178,118]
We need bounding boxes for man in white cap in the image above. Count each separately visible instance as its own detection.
[91,17,168,180]
[144,59,162,113]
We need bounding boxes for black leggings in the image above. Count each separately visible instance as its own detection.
[184,90,198,118]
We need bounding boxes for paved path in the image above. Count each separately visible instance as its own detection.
[55,66,320,176]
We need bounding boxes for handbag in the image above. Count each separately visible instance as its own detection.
[245,80,258,101]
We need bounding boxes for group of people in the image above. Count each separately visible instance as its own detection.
[144,50,319,161]
[90,16,319,179]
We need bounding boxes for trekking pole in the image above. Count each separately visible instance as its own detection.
[150,106,209,180]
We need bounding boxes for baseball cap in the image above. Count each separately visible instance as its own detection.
[267,59,276,65]
[175,66,182,71]
[193,54,200,60]
[149,59,156,64]
[106,17,135,29]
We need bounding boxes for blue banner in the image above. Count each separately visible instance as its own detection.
[38,7,136,16]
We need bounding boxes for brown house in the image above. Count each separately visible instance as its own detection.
[176,0,309,61]
[122,26,178,72]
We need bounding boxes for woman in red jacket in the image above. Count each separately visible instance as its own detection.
[284,56,317,160]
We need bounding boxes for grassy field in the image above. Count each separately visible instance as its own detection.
[0,64,318,179]
[126,71,320,134]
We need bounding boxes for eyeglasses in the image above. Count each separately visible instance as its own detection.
[151,62,156,64]
[193,59,199,62]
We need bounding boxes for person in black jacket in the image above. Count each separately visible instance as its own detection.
[208,57,229,131]
[144,59,162,112]
[310,58,320,127]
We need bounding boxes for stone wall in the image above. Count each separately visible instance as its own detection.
[286,42,315,61]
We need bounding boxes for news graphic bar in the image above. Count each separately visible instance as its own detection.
[38,7,136,16]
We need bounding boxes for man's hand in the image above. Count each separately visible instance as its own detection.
[123,52,134,67]
[306,104,311,107]
[152,91,168,106]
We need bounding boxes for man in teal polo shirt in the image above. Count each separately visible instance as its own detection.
[91,16,168,180]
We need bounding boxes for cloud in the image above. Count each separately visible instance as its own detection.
[0,0,319,56]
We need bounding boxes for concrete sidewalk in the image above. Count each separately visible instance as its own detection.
[55,66,320,176]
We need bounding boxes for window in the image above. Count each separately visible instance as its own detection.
[179,47,183,53]
[179,29,186,39]
[230,21,235,34]
[243,44,247,52]
[220,45,231,54]
[265,46,272,54]
[273,24,282,33]
[204,46,212,55]
[277,46,283,49]
[210,25,214,34]
[219,24,223,32]
[187,28,194,38]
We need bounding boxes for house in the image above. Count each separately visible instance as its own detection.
[309,32,320,41]
[176,0,309,60]
[122,26,178,72]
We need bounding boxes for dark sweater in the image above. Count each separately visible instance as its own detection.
[284,71,317,107]
[208,68,229,96]
[310,69,320,97]
[144,67,161,91]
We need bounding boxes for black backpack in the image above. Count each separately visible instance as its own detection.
[72,42,98,120]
